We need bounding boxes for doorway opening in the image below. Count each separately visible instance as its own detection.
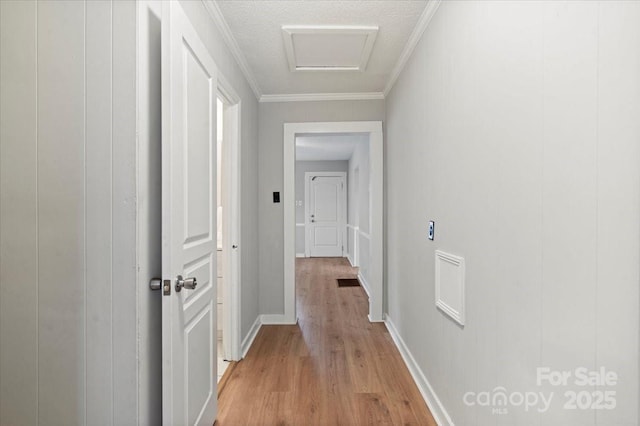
[217,77,242,372]
[215,97,230,382]
[284,122,384,324]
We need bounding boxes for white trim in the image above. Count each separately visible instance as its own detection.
[346,224,358,267]
[296,222,306,258]
[260,92,385,103]
[304,171,347,258]
[217,72,240,107]
[202,0,262,100]
[202,0,442,102]
[261,314,297,325]
[217,76,243,362]
[281,25,378,72]
[357,272,371,299]
[435,250,466,326]
[384,315,454,426]
[346,254,355,267]
[241,316,262,358]
[384,0,441,96]
[284,121,384,323]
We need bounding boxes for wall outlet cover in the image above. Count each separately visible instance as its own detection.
[428,221,435,240]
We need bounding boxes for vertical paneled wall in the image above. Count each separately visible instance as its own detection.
[0,1,137,424]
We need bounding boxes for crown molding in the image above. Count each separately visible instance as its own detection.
[203,0,440,102]
[383,0,441,97]
[202,0,262,100]
[259,92,385,103]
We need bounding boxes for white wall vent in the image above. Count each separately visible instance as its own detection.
[435,250,465,326]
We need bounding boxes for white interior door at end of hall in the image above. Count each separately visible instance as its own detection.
[162,1,217,425]
[309,175,345,257]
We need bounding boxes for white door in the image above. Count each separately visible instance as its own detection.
[162,1,218,425]
[307,173,346,257]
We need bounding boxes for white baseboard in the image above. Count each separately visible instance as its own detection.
[261,314,297,325]
[357,272,371,299]
[384,314,454,426]
[346,253,355,267]
[296,253,305,258]
[241,315,262,358]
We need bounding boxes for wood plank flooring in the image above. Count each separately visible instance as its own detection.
[216,257,436,425]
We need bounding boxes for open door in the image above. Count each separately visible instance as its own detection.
[162,1,218,425]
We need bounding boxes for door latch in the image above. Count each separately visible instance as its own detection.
[149,278,172,295]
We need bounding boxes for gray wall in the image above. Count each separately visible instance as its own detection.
[258,100,385,314]
[179,0,261,342]
[295,160,348,255]
[0,1,138,424]
[347,139,369,230]
[385,1,640,424]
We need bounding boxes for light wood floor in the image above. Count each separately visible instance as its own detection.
[216,257,436,425]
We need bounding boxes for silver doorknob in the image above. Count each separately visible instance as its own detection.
[175,275,197,292]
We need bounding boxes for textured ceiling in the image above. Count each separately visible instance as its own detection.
[216,1,429,95]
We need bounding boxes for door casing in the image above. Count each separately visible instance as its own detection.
[283,121,384,324]
[217,77,242,362]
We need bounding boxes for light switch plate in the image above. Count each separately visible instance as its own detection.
[428,221,435,240]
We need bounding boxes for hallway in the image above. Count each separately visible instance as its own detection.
[217,258,437,425]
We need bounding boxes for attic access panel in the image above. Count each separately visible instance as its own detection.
[282,25,378,72]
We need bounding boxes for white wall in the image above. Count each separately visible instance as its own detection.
[258,100,385,314]
[0,1,138,424]
[294,160,349,255]
[385,1,640,424]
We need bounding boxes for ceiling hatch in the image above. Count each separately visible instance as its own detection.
[282,25,378,72]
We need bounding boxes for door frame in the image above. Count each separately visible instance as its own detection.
[217,75,242,361]
[284,121,384,323]
[304,172,347,258]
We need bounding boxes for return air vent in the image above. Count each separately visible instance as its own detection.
[282,25,378,72]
